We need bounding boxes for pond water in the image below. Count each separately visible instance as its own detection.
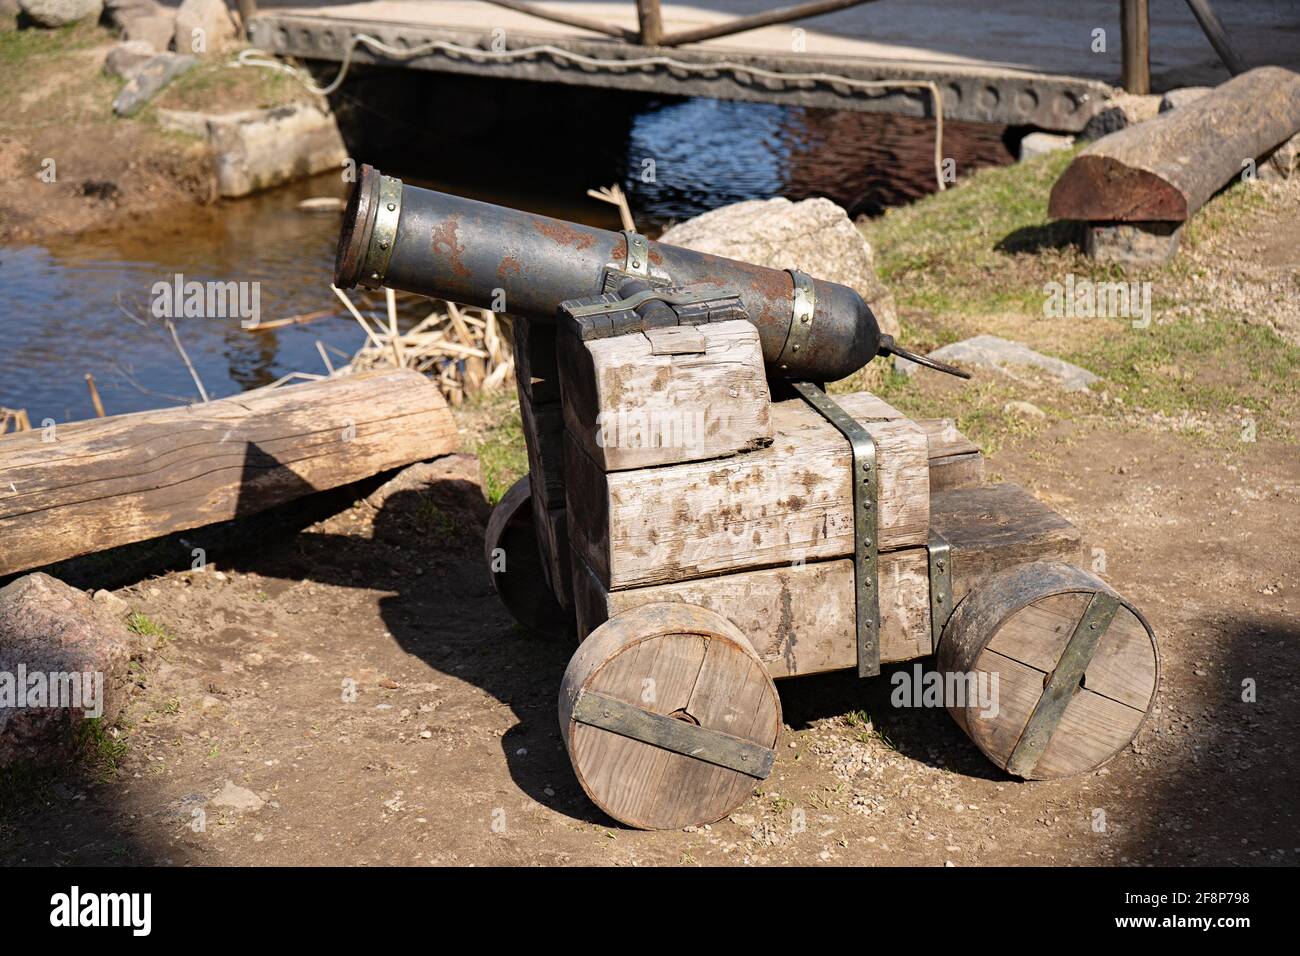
[0,93,1011,425]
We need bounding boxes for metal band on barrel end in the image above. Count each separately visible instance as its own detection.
[361,174,403,288]
[778,269,816,374]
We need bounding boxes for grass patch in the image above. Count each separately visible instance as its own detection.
[0,20,102,66]
[151,59,308,115]
[127,611,173,647]
[468,391,527,505]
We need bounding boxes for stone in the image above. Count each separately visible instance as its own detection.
[1019,132,1074,162]
[1081,93,1161,141]
[364,454,490,529]
[207,102,349,197]
[1084,221,1182,267]
[1260,133,1300,182]
[17,0,101,27]
[173,0,238,57]
[896,335,1100,392]
[103,0,162,29]
[122,11,175,52]
[0,573,136,769]
[210,780,265,811]
[112,53,197,118]
[103,39,157,80]
[155,107,211,137]
[657,196,900,341]
[1158,86,1211,113]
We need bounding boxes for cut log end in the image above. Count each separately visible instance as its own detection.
[1048,156,1189,222]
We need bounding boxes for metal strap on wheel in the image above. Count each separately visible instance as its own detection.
[777,269,816,374]
[571,690,775,779]
[791,381,881,677]
[1006,590,1121,777]
[927,529,953,653]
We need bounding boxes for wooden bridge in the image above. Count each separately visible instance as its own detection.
[242,1,1300,131]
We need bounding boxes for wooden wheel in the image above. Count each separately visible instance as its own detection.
[559,602,782,830]
[484,476,567,637]
[937,561,1159,780]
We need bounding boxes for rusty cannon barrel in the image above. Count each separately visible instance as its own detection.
[335,165,968,382]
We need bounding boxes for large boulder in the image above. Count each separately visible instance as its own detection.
[657,196,900,340]
[17,0,102,27]
[103,0,162,29]
[0,574,137,769]
[173,0,238,56]
[122,11,175,52]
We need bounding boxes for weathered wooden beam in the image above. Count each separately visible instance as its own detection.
[1120,0,1150,95]
[1048,66,1300,222]
[1183,0,1247,76]
[473,0,636,42]
[658,0,880,47]
[0,370,458,577]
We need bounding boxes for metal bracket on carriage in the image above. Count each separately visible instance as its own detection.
[557,283,749,342]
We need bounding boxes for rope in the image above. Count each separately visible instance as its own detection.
[231,35,947,190]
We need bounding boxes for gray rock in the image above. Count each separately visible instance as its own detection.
[112,53,197,118]
[1081,93,1161,141]
[1085,221,1182,267]
[174,0,238,57]
[657,196,900,340]
[0,573,136,769]
[104,0,162,29]
[896,335,1099,392]
[122,10,174,52]
[17,0,101,27]
[1019,131,1074,162]
[1158,86,1211,113]
[102,39,157,80]
[210,780,265,812]
[1260,132,1300,182]
[207,102,349,197]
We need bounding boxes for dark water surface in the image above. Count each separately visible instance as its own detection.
[0,89,1011,424]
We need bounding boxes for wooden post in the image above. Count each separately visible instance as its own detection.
[636,0,663,46]
[1184,0,1247,75]
[1120,0,1150,94]
[236,0,259,37]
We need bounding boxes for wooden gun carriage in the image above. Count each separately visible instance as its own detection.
[485,302,1159,832]
[478,297,1159,832]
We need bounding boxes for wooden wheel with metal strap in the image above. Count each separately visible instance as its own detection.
[559,602,782,830]
[937,561,1159,780]
[484,475,568,638]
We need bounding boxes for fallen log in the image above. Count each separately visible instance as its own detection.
[0,369,458,577]
[1048,66,1300,222]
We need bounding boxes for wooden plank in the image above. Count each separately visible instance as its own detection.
[512,316,560,405]
[566,391,931,590]
[517,387,565,509]
[536,503,573,609]
[1049,66,1300,221]
[930,483,1082,601]
[572,481,1083,678]
[572,549,933,678]
[0,370,458,577]
[558,319,772,472]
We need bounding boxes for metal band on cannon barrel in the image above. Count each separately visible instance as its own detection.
[362,175,403,288]
[778,269,816,374]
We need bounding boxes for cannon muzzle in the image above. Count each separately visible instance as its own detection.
[337,164,898,381]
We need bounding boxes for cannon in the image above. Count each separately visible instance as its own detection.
[335,164,967,383]
[334,167,1158,831]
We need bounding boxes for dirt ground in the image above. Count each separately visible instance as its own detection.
[3,376,1296,866]
[0,20,311,243]
[2,54,1297,863]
